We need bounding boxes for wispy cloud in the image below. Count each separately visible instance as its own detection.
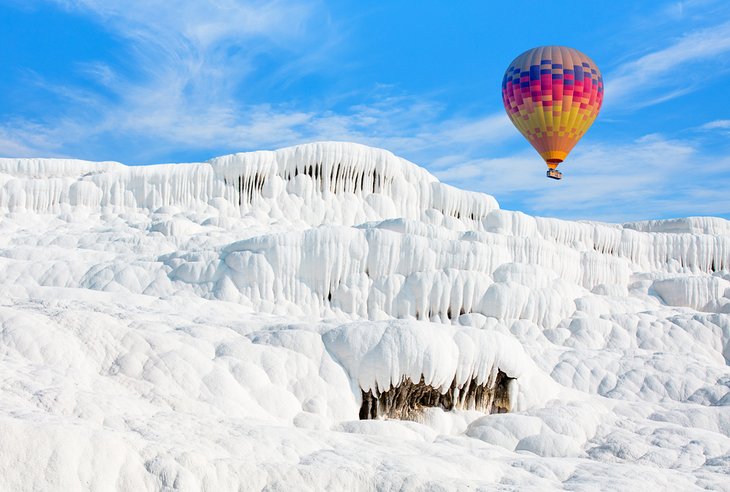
[435,134,730,222]
[0,127,54,157]
[0,1,517,164]
[1,1,727,222]
[700,119,730,132]
[0,0,326,159]
[605,21,730,109]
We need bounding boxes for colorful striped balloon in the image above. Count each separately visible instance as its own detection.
[501,46,604,172]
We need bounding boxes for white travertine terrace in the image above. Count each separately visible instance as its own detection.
[0,142,728,490]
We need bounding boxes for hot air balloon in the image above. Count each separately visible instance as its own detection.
[501,46,604,180]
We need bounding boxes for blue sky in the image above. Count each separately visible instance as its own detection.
[1,0,729,222]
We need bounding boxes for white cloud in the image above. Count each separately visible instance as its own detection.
[605,21,730,109]
[2,1,727,223]
[0,130,52,157]
[435,134,729,222]
[656,0,726,22]
[700,119,730,131]
[0,1,324,159]
[0,1,517,164]
[437,114,514,145]
[0,118,86,158]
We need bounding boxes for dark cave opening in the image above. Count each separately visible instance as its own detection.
[359,370,514,421]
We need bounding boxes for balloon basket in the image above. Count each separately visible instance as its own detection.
[546,169,563,180]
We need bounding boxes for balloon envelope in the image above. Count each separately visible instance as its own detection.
[501,46,604,169]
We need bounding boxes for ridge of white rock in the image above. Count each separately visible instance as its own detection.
[0,141,728,490]
[0,142,497,226]
[624,216,730,235]
[3,142,727,276]
[2,142,728,323]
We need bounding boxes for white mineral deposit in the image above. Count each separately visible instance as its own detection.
[0,142,728,490]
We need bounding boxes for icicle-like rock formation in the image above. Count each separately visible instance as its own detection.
[358,371,514,421]
[1,142,728,326]
[0,142,497,227]
[0,142,729,489]
[325,322,524,393]
[624,216,730,235]
[322,321,525,420]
